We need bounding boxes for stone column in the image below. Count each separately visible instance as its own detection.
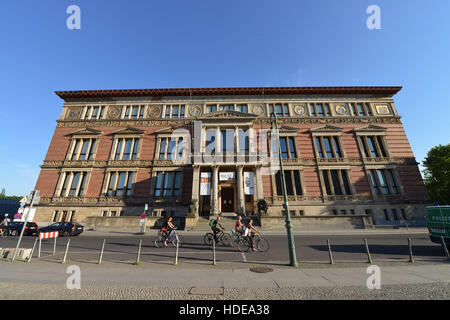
[237,165,245,213]
[191,165,201,217]
[256,165,264,200]
[211,165,219,216]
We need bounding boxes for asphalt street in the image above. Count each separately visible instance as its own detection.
[1,231,447,265]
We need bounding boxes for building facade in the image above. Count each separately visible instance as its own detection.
[33,87,430,225]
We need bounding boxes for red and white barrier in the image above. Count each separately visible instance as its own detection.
[39,231,59,239]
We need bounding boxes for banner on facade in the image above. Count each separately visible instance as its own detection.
[200,172,211,195]
[219,172,235,181]
[244,172,255,195]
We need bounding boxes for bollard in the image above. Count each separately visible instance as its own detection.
[134,239,142,265]
[38,238,42,258]
[327,239,334,265]
[61,238,71,264]
[364,238,373,264]
[441,236,450,260]
[174,238,179,266]
[408,238,414,263]
[98,239,106,264]
[212,239,216,266]
[53,237,57,255]
[27,238,38,263]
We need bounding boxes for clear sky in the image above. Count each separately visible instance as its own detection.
[0,0,449,196]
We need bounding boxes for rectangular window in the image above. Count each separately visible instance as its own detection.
[309,103,331,117]
[106,171,135,197]
[351,103,371,117]
[269,103,289,117]
[322,170,352,196]
[60,172,88,197]
[154,172,182,197]
[368,169,399,195]
[206,105,217,113]
[275,137,297,159]
[164,105,186,118]
[123,105,145,119]
[113,138,140,160]
[315,137,324,158]
[315,136,343,159]
[237,104,248,113]
[158,137,185,160]
[70,138,97,160]
[219,104,234,111]
[274,170,303,196]
[84,106,106,120]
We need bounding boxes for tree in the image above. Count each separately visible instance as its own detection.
[0,188,5,198]
[423,143,450,205]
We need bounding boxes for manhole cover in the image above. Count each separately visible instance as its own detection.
[249,267,273,273]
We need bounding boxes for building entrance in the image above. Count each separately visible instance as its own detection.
[220,187,234,212]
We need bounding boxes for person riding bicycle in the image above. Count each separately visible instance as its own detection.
[209,215,224,243]
[244,218,259,251]
[0,214,10,236]
[234,215,244,235]
[161,216,176,247]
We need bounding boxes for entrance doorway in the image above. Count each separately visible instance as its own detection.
[221,187,234,212]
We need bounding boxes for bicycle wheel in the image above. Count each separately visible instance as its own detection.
[220,233,232,247]
[204,233,214,246]
[256,238,270,252]
[172,234,184,248]
[230,234,240,248]
[237,238,250,252]
[154,236,165,248]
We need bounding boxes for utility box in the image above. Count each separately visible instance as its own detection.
[426,206,450,245]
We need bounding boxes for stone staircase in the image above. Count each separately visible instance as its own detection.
[190,213,238,232]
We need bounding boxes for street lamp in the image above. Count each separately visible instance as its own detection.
[270,113,298,267]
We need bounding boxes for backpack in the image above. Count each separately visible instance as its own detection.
[209,219,216,228]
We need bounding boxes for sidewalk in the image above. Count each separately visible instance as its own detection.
[82,226,429,237]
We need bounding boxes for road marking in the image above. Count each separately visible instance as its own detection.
[241,253,247,262]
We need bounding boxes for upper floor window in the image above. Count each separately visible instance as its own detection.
[219,104,234,111]
[269,103,290,117]
[359,135,388,158]
[84,106,106,120]
[315,136,343,159]
[206,105,217,113]
[113,138,140,160]
[237,104,248,113]
[309,103,331,117]
[158,137,185,160]
[274,170,303,196]
[154,171,182,197]
[123,105,145,119]
[272,136,297,159]
[106,171,135,197]
[367,169,399,195]
[321,169,352,196]
[165,105,185,119]
[69,138,97,161]
[350,103,372,116]
[59,171,88,197]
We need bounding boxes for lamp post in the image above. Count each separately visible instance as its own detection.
[270,113,298,267]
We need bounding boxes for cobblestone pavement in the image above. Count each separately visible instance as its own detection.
[0,282,448,300]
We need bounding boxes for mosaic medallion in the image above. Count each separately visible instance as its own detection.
[107,106,122,119]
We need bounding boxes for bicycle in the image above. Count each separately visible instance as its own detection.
[203,228,232,246]
[154,229,184,248]
[230,228,245,248]
[237,233,270,252]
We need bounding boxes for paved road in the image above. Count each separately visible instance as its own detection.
[1,231,447,265]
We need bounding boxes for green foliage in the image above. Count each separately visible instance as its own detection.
[423,143,450,205]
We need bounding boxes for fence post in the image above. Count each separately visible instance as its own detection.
[364,238,373,264]
[38,238,41,258]
[98,239,106,264]
[61,238,70,264]
[174,238,179,266]
[53,237,57,255]
[441,236,450,260]
[212,239,216,266]
[27,238,38,263]
[327,239,334,265]
[408,238,414,263]
[134,239,142,265]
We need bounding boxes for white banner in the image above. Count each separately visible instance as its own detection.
[219,172,235,181]
[244,172,255,195]
[200,172,211,195]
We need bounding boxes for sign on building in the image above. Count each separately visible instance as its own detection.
[244,172,255,195]
[200,172,211,195]
[219,172,235,181]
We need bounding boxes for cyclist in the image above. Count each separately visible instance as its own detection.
[244,218,259,251]
[0,214,10,237]
[234,215,244,235]
[162,216,176,247]
[209,215,224,243]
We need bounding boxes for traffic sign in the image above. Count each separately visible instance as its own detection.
[14,213,22,220]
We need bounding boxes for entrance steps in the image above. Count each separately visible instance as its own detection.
[191,213,238,232]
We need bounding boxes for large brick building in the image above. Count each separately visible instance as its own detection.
[33,86,430,226]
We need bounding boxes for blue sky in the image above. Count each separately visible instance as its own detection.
[0,0,449,196]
